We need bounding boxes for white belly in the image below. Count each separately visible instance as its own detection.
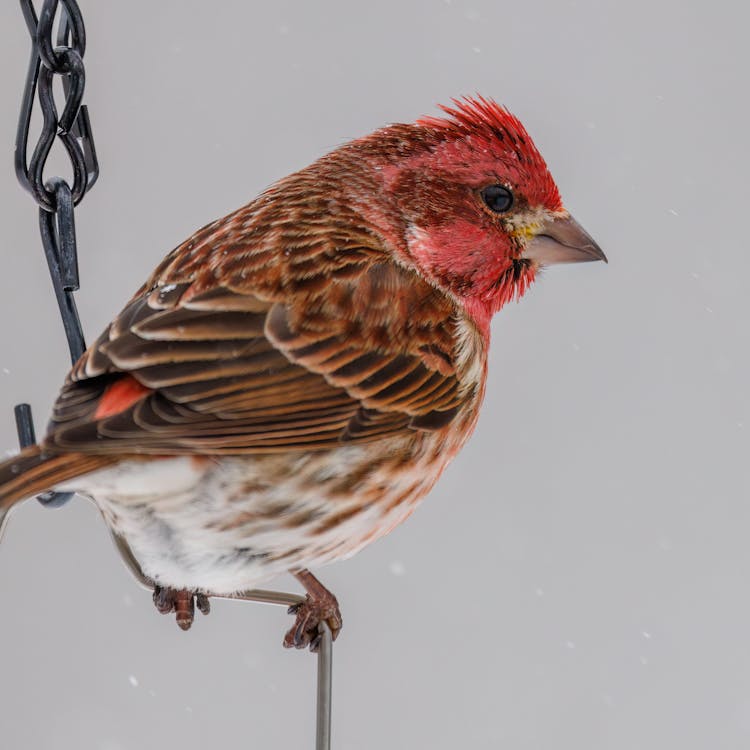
[59,436,449,594]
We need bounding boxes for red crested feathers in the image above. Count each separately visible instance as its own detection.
[417,95,562,211]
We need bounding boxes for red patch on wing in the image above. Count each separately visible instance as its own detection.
[94,376,152,419]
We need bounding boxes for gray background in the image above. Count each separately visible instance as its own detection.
[0,1,747,748]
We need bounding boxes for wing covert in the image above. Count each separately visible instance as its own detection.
[47,237,469,455]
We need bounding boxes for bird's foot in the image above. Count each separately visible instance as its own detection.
[152,586,210,631]
[284,595,342,652]
[284,569,342,652]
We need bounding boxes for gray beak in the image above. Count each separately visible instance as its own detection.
[523,214,607,266]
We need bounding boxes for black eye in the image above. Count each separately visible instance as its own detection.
[481,184,514,213]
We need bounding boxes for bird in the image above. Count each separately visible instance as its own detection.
[0,96,605,651]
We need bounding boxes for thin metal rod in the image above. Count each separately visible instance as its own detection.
[316,625,333,750]
[0,508,12,545]
[219,588,302,607]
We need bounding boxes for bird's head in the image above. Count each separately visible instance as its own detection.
[358,96,606,333]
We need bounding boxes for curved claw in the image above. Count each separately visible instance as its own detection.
[196,593,211,616]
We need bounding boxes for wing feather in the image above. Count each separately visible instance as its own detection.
[46,226,474,456]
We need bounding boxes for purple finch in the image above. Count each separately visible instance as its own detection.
[0,97,605,649]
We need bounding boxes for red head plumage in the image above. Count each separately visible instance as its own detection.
[342,96,570,331]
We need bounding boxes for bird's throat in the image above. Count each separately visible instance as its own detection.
[460,260,537,335]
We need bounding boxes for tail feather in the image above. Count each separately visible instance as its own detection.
[0,445,115,509]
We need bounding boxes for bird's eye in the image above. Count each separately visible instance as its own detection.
[481,184,514,213]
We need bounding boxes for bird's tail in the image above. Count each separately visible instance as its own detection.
[0,445,114,509]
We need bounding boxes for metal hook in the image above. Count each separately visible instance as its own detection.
[13,404,75,507]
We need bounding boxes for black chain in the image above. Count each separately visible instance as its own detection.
[13,0,98,508]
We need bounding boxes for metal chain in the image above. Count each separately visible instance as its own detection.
[16,0,98,213]
[9,3,334,747]
[13,0,97,507]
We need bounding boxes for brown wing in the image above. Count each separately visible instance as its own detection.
[45,206,469,456]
